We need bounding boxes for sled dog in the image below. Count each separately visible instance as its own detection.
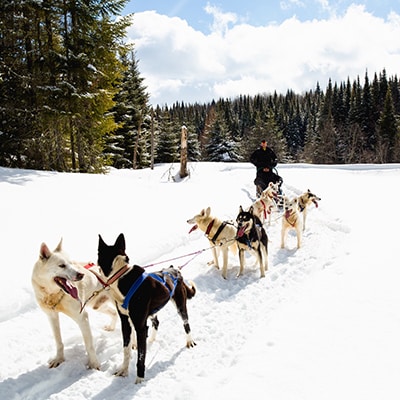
[236,206,269,278]
[31,239,117,370]
[97,233,196,384]
[252,181,279,225]
[298,189,321,230]
[281,197,303,249]
[187,207,237,279]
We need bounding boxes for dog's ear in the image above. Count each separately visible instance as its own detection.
[205,207,211,217]
[239,205,243,213]
[115,233,126,251]
[54,238,63,253]
[40,242,52,260]
[249,206,254,214]
[98,234,106,249]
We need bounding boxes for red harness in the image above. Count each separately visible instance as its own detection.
[260,199,272,220]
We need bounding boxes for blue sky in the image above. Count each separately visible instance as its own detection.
[123,0,398,32]
[121,1,400,105]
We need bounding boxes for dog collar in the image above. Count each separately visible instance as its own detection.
[86,263,130,288]
[205,219,214,236]
[107,264,130,286]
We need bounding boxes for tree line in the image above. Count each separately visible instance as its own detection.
[1,1,399,172]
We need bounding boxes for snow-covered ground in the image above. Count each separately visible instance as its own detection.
[0,162,399,400]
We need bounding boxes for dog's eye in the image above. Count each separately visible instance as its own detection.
[59,264,66,269]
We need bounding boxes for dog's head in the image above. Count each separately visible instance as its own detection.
[97,233,128,276]
[261,182,279,200]
[236,206,255,238]
[36,239,83,301]
[187,206,212,233]
[283,197,299,219]
[304,189,321,207]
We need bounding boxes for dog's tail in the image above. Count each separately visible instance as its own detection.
[184,280,197,299]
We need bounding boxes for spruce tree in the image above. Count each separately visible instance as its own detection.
[377,87,398,162]
[110,51,150,168]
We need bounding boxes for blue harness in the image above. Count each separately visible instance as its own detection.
[121,271,178,310]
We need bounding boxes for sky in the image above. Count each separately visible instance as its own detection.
[1,162,400,399]
[120,0,400,106]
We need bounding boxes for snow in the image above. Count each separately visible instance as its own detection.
[1,162,399,400]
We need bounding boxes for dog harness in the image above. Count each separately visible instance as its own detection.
[205,220,232,244]
[121,271,178,310]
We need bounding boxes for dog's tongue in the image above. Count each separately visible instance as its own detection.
[285,210,292,219]
[55,277,79,300]
[237,225,246,238]
[188,224,198,234]
[312,199,319,208]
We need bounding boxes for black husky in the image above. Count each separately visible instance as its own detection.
[97,233,196,383]
[236,206,269,278]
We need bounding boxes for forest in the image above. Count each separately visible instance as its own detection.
[1,0,399,172]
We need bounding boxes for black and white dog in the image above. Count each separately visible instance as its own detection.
[97,233,196,384]
[236,206,269,278]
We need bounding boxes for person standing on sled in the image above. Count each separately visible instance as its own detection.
[250,139,283,198]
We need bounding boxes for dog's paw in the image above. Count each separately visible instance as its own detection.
[48,356,65,368]
[135,376,145,384]
[114,368,129,377]
[87,359,101,370]
[186,340,197,348]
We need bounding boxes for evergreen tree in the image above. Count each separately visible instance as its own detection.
[110,50,150,168]
[377,87,398,162]
[155,110,179,163]
[205,114,240,162]
[0,0,130,171]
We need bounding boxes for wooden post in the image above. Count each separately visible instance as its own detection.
[180,125,188,178]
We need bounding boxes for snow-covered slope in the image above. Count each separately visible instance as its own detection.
[1,162,399,400]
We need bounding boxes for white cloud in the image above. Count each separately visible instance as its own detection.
[125,5,400,106]
[204,2,238,35]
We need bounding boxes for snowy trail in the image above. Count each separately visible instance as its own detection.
[1,163,399,400]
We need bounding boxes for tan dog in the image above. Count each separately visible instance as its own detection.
[298,189,321,230]
[32,239,117,370]
[187,207,237,279]
[252,181,279,225]
[281,197,303,249]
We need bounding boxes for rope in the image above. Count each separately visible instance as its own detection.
[142,237,237,270]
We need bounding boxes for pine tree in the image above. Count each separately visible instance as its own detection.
[205,114,240,162]
[155,110,179,163]
[377,87,398,162]
[0,0,130,172]
[110,50,150,168]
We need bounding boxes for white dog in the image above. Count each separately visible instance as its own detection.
[297,189,321,230]
[252,182,279,225]
[31,239,117,369]
[187,207,237,279]
[281,197,303,249]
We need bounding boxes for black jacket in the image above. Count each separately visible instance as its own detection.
[250,146,278,171]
